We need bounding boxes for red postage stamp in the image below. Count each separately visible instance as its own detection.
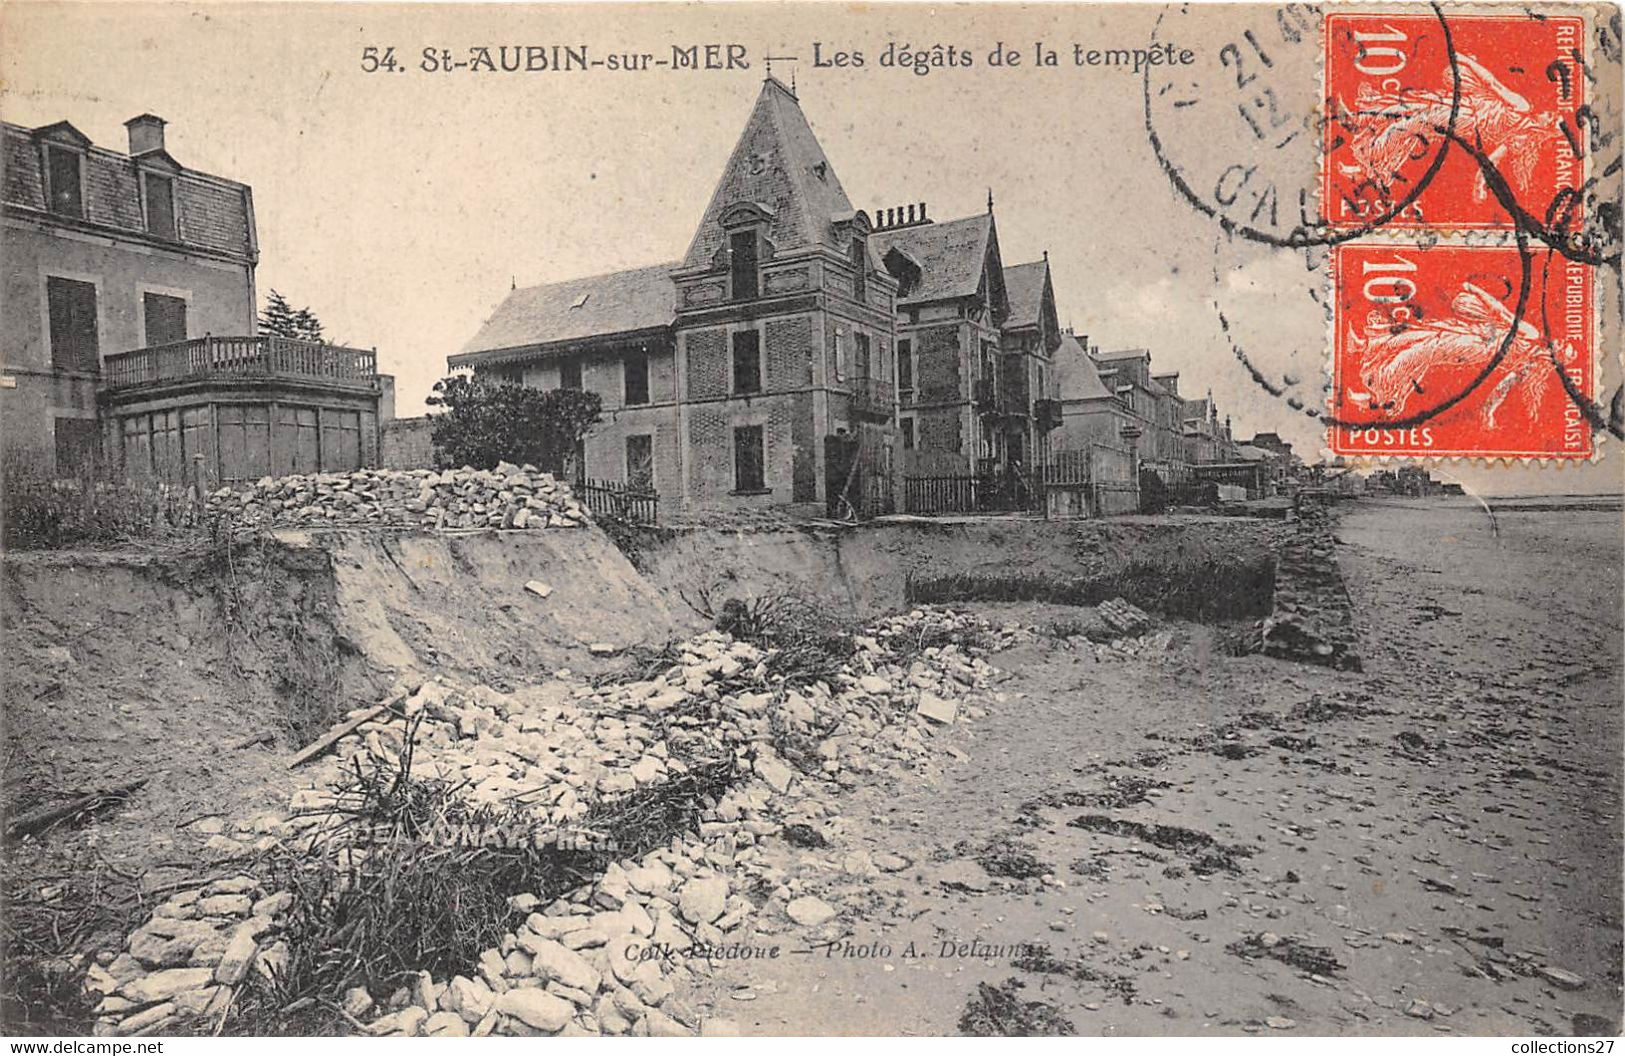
[1323,13,1587,230]
[1330,243,1595,459]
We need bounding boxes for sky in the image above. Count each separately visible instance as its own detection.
[3,1,1619,496]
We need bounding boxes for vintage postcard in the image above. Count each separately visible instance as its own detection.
[1,0,1621,1045]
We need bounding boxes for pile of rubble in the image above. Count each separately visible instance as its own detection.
[87,608,1020,1037]
[205,463,589,531]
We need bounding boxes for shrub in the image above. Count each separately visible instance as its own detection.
[228,733,737,1035]
[426,375,601,474]
[724,589,859,689]
[2,454,207,549]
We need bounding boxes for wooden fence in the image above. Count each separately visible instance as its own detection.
[902,472,1041,515]
[903,445,1139,518]
[574,477,659,524]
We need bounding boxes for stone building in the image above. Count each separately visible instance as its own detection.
[998,256,1063,472]
[1088,348,1190,483]
[453,76,900,516]
[1180,392,1238,466]
[1051,329,1133,451]
[1,114,385,482]
[867,204,1006,476]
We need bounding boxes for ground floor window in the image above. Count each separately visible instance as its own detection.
[733,425,765,492]
[900,417,916,450]
[626,434,654,489]
[53,417,98,474]
[117,402,364,483]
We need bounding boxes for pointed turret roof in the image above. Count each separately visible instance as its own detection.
[681,76,857,269]
[1055,330,1115,402]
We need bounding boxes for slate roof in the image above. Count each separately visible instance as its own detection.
[2,120,256,264]
[682,76,857,269]
[1094,347,1151,363]
[1054,331,1115,402]
[871,213,997,307]
[1002,259,1050,330]
[455,263,677,361]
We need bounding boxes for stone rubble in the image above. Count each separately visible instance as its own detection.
[1262,511,1362,671]
[89,607,1022,1038]
[204,463,589,531]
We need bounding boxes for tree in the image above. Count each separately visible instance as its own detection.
[260,290,299,337]
[260,290,327,342]
[292,307,324,343]
[426,374,602,475]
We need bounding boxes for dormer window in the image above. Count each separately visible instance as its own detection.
[851,239,867,300]
[729,230,759,301]
[45,145,83,218]
[717,202,773,303]
[143,172,176,239]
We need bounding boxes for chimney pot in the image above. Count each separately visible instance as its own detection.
[919,201,926,222]
[905,204,914,224]
[124,114,166,156]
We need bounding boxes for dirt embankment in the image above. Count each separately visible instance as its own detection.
[2,525,674,1028]
[633,516,1289,627]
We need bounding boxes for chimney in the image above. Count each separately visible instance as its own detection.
[125,114,166,156]
[874,202,931,231]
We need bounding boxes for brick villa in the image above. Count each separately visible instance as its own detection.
[452,75,1269,516]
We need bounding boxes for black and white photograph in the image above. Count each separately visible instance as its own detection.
[1,0,1621,1043]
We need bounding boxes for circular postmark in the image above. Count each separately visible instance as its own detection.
[1140,2,1619,449]
[1142,3,1461,249]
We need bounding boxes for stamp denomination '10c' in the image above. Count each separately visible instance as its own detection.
[1331,243,1594,460]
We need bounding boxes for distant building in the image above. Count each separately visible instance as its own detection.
[1247,432,1296,462]
[1088,348,1189,482]
[1,114,385,482]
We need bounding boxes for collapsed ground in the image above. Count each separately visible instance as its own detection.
[3,493,1619,1036]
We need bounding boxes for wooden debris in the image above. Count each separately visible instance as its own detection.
[5,779,147,840]
[288,689,408,769]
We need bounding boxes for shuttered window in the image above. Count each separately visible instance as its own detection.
[46,277,99,372]
[143,292,187,346]
[53,418,98,473]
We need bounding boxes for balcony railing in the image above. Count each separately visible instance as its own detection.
[845,374,896,417]
[102,336,378,392]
